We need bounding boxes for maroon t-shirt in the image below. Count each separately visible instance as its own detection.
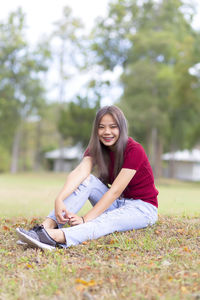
[84,137,158,207]
[109,137,158,207]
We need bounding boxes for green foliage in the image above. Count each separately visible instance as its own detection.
[0,8,51,172]
[91,0,200,154]
[58,97,100,147]
[1,2,200,175]
[0,8,25,149]
[89,0,200,178]
[0,98,19,149]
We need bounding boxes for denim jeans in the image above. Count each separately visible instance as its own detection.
[47,174,158,247]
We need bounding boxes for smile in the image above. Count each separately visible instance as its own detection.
[102,137,114,142]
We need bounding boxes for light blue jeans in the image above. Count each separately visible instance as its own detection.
[48,174,158,248]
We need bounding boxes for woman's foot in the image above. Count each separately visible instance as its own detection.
[16,224,43,247]
[17,218,58,247]
[16,225,64,251]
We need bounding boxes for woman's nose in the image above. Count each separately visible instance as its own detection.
[104,127,111,134]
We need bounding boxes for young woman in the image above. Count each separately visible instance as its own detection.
[16,105,158,250]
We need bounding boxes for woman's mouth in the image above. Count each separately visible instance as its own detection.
[102,137,114,142]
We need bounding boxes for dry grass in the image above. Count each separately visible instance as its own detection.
[0,215,199,300]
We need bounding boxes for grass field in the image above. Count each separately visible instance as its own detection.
[0,173,200,217]
[0,173,199,299]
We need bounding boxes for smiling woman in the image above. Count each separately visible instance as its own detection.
[16,105,158,250]
[98,114,120,148]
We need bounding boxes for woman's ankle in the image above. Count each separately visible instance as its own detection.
[42,218,58,230]
[46,228,66,243]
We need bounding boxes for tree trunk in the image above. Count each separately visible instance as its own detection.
[169,144,176,178]
[154,137,163,179]
[21,125,28,171]
[34,120,42,171]
[56,40,66,172]
[147,128,163,179]
[10,125,22,173]
[146,128,153,165]
[147,127,157,176]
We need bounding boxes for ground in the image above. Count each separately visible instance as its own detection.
[0,214,199,300]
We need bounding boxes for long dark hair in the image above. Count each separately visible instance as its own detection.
[88,105,128,184]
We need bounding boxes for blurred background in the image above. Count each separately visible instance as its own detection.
[0,0,200,182]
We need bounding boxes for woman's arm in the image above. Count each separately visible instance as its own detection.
[83,168,136,222]
[55,156,93,223]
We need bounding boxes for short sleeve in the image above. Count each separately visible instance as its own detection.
[122,143,145,171]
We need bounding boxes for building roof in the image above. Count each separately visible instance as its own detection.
[162,149,200,163]
[45,145,82,160]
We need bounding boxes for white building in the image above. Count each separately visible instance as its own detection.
[162,149,200,181]
[45,145,83,172]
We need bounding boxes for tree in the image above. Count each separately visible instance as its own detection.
[91,0,200,177]
[0,8,51,172]
[50,6,85,170]
[58,96,100,148]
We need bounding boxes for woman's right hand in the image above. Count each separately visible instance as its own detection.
[55,200,70,224]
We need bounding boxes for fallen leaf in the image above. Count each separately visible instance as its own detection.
[168,276,173,281]
[75,279,97,287]
[130,253,137,257]
[183,247,191,253]
[109,239,115,244]
[30,218,38,224]
[2,226,10,231]
[26,264,33,269]
[155,230,161,235]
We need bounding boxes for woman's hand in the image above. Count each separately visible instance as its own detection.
[68,212,84,226]
[55,201,70,224]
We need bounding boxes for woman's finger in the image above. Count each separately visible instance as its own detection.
[58,213,68,224]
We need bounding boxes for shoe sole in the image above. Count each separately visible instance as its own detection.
[16,240,28,246]
[16,228,55,251]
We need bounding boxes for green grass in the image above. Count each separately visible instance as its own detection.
[0,172,65,217]
[0,173,199,299]
[0,215,199,299]
[0,172,199,217]
[157,178,200,217]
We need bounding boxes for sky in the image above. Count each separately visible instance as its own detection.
[0,0,120,104]
[1,0,200,104]
[0,0,199,42]
[0,0,110,43]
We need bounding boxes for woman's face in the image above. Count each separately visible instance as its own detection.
[98,114,120,149]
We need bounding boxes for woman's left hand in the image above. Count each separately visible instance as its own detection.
[68,213,84,226]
